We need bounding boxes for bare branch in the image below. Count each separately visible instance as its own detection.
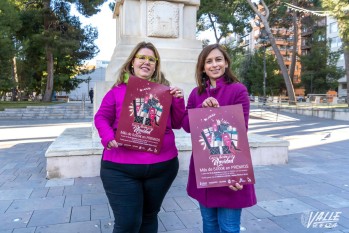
[260,0,270,19]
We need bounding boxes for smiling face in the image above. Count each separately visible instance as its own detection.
[204,48,228,87]
[132,48,157,80]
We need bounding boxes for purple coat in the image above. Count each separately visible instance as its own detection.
[94,83,185,164]
[182,77,257,208]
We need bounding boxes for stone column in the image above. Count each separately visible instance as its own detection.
[95,0,201,108]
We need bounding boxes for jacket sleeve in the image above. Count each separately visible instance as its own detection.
[94,90,116,148]
[233,84,250,130]
[170,97,185,129]
[182,90,203,133]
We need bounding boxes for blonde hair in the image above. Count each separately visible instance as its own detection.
[113,41,170,86]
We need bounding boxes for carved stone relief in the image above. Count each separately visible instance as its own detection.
[147,1,179,38]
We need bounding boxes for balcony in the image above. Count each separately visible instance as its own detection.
[301,29,313,37]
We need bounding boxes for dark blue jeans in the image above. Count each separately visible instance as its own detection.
[100,157,179,233]
[200,204,242,233]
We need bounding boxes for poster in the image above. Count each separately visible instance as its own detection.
[115,76,172,154]
[188,104,255,188]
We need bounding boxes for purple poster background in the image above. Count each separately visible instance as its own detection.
[115,76,172,154]
[188,104,255,188]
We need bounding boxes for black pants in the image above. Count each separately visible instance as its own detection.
[100,157,179,233]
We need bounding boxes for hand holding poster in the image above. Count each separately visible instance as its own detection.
[115,76,172,154]
[188,104,255,188]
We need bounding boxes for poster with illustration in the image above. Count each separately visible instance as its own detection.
[188,104,255,188]
[115,76,172,154]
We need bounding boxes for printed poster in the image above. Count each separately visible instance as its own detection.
[188,104,255,188]
[115,76,172,154]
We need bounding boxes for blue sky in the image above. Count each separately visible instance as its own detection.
[71,1,116,64]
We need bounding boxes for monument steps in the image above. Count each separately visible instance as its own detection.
[0,102,93,119]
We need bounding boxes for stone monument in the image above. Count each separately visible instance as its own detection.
[96,0,202,114]
[45,0,203,179]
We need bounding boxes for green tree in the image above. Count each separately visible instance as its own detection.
[246,0,296,104]
[0,0,21,99]
[19,0,105,102]
[267,0,322,94]
[300,32,344,94]
[321,0,349,106]
[233,49,284,96]
[197,0,254,44]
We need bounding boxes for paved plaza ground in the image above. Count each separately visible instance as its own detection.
[0,106,349,233]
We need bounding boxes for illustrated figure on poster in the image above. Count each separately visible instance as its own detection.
[133,94,163,126]
[201,119,240,155]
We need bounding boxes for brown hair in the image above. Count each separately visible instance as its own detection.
[196,44,239,94]
[114,41,170,86]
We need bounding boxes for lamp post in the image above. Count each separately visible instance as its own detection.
[259,28,269,103]
[263,45,267,99]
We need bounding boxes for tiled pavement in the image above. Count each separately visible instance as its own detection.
[1,108,349,233]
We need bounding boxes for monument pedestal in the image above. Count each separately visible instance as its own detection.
[45,127,289,179]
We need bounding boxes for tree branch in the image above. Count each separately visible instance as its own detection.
[25,1,40,9]
[260,0,270,19]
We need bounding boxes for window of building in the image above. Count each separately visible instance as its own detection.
[337,37,342,47]
[293,75,300,83]
[329,22,338,33]
[343,83,347,89]
[339,53,344,61]
[330,37,342,48]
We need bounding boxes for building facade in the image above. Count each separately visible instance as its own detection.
[248,3,304,97]
[327,17,346,98]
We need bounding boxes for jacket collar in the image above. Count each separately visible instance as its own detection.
[206,75,225,89]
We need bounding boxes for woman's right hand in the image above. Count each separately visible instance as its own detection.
[202,97,219,108]
[106,140,119,150]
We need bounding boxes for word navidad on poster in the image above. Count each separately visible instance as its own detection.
[188,104,255,188]
[115,76,172,154]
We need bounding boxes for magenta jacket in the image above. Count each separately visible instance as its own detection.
[94,83,185,164]
[182,76,257,209]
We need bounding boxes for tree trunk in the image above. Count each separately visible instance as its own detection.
[43,46,54,102]
[11,57,18,101]
[246,0,296,105]
[42,0,53,102]
[289,4,298,89]
[344,43,349,107]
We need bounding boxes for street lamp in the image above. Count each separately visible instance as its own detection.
[259,29,269,102]
[263,45,267,99]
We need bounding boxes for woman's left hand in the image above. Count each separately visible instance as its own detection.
[229,183,243,191]
[170,87,184,98]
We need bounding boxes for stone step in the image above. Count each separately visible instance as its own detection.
[0,103,93,119]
